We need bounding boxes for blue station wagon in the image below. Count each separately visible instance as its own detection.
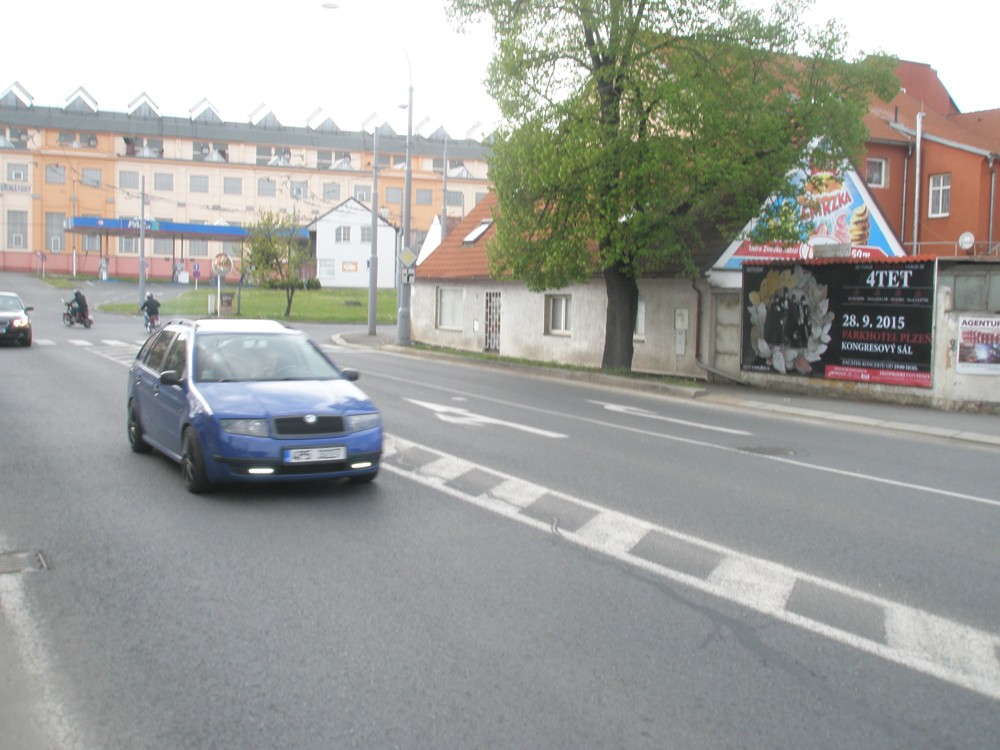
[127,319,382,492]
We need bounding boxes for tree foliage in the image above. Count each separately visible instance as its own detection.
[448,0,897,370]
[243,209,311,317]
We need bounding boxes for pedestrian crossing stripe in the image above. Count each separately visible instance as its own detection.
[68,340,93,347]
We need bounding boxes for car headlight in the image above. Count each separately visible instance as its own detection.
[345,413,380,433]
[11,317,29,328]
[220,418,270,437]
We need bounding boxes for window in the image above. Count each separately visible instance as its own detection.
[634,297,646,340]
[290,180,308,199]
[446,190,464,208]
[335,226,351,243]
[354,184,371,202]
[929,174,951,217]
[545,295,571,335]
[322,182,341,201]
[416,188,433,206]
[222,241,241,257]
[46,212,65,252]
[463,220,492,244]
[361,226,372,243]
[81,168,101,188]
[436,287,463,329]
[161,333,188,378]
[257,177,276,197]
[58,131,76,146]
[190,175,209,193]
[317,150,332,169]
[193,142,228,162]
[46,164,66,184]
[866,158,886,188]
[120,170,139,190]
[7,210,27,248]
[153,173,173,191]
[223,177,242,195]
[119,217,137,254]
[124,137,162,158]
[83,215,100,251]
[6,163,27,181]
[153,218,172,255]
[189,238,209,257]
[256,146,273,166]
[386,187,402,204]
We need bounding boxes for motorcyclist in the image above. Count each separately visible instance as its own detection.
[140,292,161,327]
[69,289,90,323]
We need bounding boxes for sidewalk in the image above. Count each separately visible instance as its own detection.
[333,330,1000,450]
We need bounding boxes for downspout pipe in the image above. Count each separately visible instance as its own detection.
[989,154,997,252]
[911,112,924,255]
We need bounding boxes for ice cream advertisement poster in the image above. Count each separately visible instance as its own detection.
[741,261,935,388]
[715,168,905,271]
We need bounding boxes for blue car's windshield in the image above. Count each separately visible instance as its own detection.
[194,333,341,382]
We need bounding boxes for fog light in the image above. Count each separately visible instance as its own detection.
[248,467,275,475]
[350,461,373,470]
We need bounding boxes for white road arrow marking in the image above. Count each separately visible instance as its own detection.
[589,400,752,435]
[406,399,567,438]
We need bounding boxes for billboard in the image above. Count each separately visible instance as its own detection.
[956,316,1000,374]
[742,261,935,388]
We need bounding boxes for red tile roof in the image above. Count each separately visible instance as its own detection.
[415,191,498,279]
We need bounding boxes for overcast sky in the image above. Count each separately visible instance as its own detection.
[4,1,997,141]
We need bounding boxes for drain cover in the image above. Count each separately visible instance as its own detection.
[0,551,47,575]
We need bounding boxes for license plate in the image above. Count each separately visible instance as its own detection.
[284,446,346,464]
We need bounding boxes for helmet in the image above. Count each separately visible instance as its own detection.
[74,288,80,294]
[146,292,153,299]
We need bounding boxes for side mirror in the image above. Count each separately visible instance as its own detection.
[340,367,359,382]
[25,306,34,312]
[160,370,183,386]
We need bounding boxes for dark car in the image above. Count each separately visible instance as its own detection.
[127,318,382,492]
[0,292,33,347]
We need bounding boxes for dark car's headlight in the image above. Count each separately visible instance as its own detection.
[220,418,270,437]
[346,413,380,433]
[11,316,30,328]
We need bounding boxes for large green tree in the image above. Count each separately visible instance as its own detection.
[244,209,310,317]
[449,0,897,370]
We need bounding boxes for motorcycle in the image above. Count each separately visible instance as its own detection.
[62,299,94,328]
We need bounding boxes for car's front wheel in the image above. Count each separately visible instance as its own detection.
[127,402,152,454]
[181,429,211,493]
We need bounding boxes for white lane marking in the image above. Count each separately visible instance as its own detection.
[406,398,568,438]
[0,541,87,750]
[374,370,1000,510]
[67,339,93,347]
[34,339,55,346]
[383,434,1000,701]
[101,339,133,347]
[589,400,752,435]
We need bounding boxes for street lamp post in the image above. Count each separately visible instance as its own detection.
[368,128,379,335]
[396,54,414,346]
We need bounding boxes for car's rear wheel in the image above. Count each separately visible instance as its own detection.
[181,429,211,494]
[127,402,152,454]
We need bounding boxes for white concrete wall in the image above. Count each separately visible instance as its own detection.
[314,206,396,289]
[412,277,706,377]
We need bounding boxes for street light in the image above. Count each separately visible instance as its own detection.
[396,49,414,347]
[321,2,377,335]
[368,128,379,336]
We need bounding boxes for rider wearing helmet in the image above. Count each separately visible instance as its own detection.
[70,288,89,323]
[140,292,161,328]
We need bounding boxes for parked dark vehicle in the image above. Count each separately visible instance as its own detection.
[127,318,383,493]
[0,292,33,346]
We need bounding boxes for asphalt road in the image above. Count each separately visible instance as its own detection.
[1,272,998,749]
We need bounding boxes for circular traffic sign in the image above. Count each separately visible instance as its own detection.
[212,253,234,275]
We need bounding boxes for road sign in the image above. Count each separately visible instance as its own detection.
[212,253,234,275]
[399,247,418,268]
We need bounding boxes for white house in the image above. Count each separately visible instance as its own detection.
[310,198,398,289]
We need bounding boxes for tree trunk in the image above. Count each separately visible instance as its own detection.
[601,264,638,371]
[284,287,295,317]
